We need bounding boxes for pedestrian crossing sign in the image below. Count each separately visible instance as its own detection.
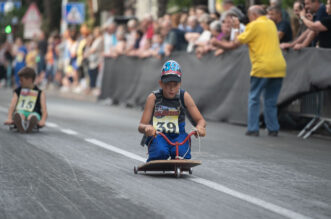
[65,3,85,24]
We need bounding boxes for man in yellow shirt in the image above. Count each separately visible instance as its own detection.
[212,5,286,136]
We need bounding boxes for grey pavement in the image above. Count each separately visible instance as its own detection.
[0,88,330,219]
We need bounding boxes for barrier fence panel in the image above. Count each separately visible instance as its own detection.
[100,47,331,133]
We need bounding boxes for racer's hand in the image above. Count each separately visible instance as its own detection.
[195,125,206,137]
[38,120,46,127]
[4,119,14,125]
[144,125,156,137]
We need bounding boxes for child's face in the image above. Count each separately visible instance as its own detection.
[159,81,181,99]
[19,77,34,88]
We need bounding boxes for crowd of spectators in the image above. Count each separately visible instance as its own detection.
[0,0,330,94]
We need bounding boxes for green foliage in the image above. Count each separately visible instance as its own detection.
[0,6,27,38]
[167,0,194,12]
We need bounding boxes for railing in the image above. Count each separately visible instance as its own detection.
[283,89,331,139]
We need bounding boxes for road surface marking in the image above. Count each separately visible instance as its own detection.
[84,137,311,219]
[46,122,59,128]
[190,177,310,219]
[85,138,146,162]
[60,129,78,135]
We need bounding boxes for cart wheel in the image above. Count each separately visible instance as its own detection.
[175,167,181,178]
[134,166,138,174]
[189,168,193,175]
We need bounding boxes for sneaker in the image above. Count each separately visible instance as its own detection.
[26,115,38,133]
[268,131,278,137]
[245,130,259,136]
[13,113,25,133]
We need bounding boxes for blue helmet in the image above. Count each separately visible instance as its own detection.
[161,60,182,83]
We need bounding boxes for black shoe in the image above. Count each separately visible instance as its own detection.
[13,113,25,133]
[268,131,278,137]
[26,115,38,133]
[245,131,259,136]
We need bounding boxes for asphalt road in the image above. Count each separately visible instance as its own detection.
[0,88,330,219]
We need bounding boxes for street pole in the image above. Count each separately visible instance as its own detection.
[208,0,216,13]
[61,0,68,34]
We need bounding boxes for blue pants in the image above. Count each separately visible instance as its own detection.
[248,77,283,132]
[147,123,191,162]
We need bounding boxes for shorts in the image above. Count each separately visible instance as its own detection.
[146,123,191,162]
[16,110,41,120]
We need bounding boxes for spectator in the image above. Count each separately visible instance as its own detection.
[195,5,209,19]
[178,13,190,32]
[210,13,240,51]
[61,29,79,91]
[103,20,118,57]
[185,16,204,52]
[25,41,38,70]
[37,31,47,76]
[187,15,204,33]
[13,38,27,87]
[125,19,139,53]
[195,20,223,58]
[221,0,246,23]
[76,24,90,83]
[293,1,308,38]
[267,6,293,43]
[138,14,154,52]
[161,20,187,56]
[269,0,291,23]
[111,26,127,58]
[84,27,103,94]
[215,6,287,136]
[45,42,55,84]
[299,0,331,48]
[223,12,246,41]
[191,14,213,55]
[293,0,328,50]
[210,11,221,21]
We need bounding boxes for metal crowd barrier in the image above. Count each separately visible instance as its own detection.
[285,89,331,139]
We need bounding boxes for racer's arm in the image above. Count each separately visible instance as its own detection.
[138,93,156,136]
[183,92,206,137]
[38,91,48,127]
[4,93,18,125]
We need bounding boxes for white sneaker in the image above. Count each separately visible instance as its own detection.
[60,86,70,93]
[73,86,82,94]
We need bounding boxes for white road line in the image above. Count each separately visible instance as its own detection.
[189,178,310,219]
[46,122,59,128]
[60,129,78,135]
[84,137,311,219]
[85,138,146,162]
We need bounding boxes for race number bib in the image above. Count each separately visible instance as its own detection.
[153,106,180,134]
[16,89,38,112]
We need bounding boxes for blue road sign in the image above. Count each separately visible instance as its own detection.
[0,1,21,14]
[65,3,85,24]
